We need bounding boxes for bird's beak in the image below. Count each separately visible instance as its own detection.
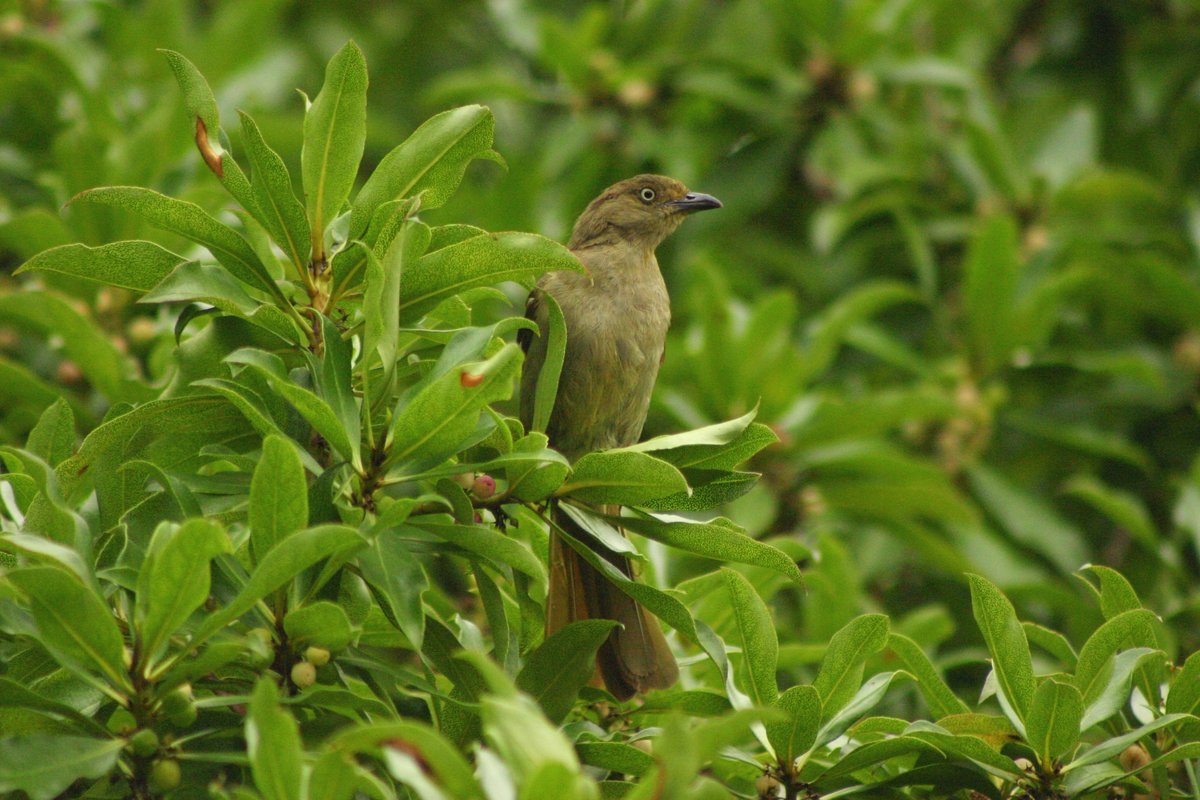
[669,191,722,213]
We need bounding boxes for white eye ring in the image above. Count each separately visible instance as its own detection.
[639,187,656,203]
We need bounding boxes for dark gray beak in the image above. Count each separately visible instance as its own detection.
[669,191,722,213]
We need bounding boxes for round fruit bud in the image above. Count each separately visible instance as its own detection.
[471,474,496,500]
[452,472,476,490]
[291,661,317,689]
[1120,744,1151,774]
[148,758,182,792]
[755,773,782,798]
[128,728,159,757]
[304,646,331,667]
[163,685,197,728]
[107,708,137,735]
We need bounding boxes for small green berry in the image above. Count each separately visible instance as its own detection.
[304,646,331,667]
[291,661,317,689]
[148,758,181,792]
[128,728,159,757]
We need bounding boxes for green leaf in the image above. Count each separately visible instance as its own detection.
[1077,565,1142,619]
[559,450,688,505]
[963,214,1021,372]
[364,220,430,378]
[239,111,311,275]
[357,533,428,647]
[15,241,187,292]
[350,104,500,238]
[159,49,219,138]
[552,519,696,639]
[283,601,353,651]
[722,568,778,706]
[815,670,911,746]
[481,692,580,783]
[626,408,759,457]
[386,343,522,468]
[618,513,802,586]
[1074,610,1160,698]
[1066,713,1194,771]
[530,291,566,435]
[887,633,969,718]
[242,361,358,467]
[1025,679,1083,766]
[967,574,1035,726]
[249,436,309,565]
[303,41,368,253]
[5,567,129,692]
[72,186,278,298]
[576,742,654,777]
[327,721,484,799]
[1079,647,1159,730]
[191,525,366,646]
[135,518,231,670]
[641,469,760,512]
[1166,651,1200,715]
[766,684,822,769]
[516,620,619,723]
[399,232,582,323]
[247,678,304,800]
[0,736,123,800]
[416,522,546,585]
[25,398,75,468]
[813,614,889,721]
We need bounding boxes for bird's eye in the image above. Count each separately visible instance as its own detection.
[639,187,656,203]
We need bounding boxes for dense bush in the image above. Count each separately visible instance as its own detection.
[1,2,1200,799]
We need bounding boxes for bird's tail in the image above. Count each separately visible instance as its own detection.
[545,504,678,701]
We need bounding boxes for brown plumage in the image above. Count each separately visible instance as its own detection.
[519,175,721,699]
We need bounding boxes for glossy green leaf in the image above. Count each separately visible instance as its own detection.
[722,568,778,706]
[0,736,123,800]
[617,513,802,586]
[766,684,821,769]
[967,574,1034,726]
[1025,679,1083,765]
[516,620,619,723]
[559,450,688,505]
[357,533,428,647]
[813,614,889,721]
[15,241,187,292]
[5,567,129,692]
[887,633,969,718]
[283,601,354,651]
[530,291,566,435]
[247,678,303,800]
[72,186,278,297]
[350,104,500,238]
[239,111,310,274]
[249,436,309,565]
[303,41,367,251]
[386,343,521,468]
[135,518,231,669]
[399,232,581,323]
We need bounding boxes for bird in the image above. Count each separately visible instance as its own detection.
[518,174,721,699]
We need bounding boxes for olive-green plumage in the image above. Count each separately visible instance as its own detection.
[519,175,721,699]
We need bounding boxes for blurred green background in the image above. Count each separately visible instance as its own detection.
[3,0,1200,702]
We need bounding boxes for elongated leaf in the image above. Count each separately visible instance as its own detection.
[530,291,566,435]
[303,41,368,253]
[576,742,654,777]
[818,736,943,780]
[963,214,1021,371]
[618,513,802,586]
[1074,610,1160,702]
[1166,651,1200,715]
[1079,647,1159,730]
[247,679,303,800]
[816,670,911,745]
[723,568,779,706]
[1066,713,1193,770]
[283,601,353,651]
[967,574,1034,726]
[551,519,696,638]
[191,525,366,645]
[559,450,688,505]
[415,522,545,585]
[249,436,309,564]
[1026,679,1083,765]
[72,186,278,297]
[516,620,619,723]
[350,104,500,237]
[813,614,889,721]
[159,49,219,134]
[25,398,75,468]
[135,518,231,668]
[364,220,430,376]
[327,721,484,799]
[16,241,187,292]
[627,408,759,455]
[766,684,822,769]
[399,232,581,323]
[887,633,969,718]
[243,363,357,466]
[1077,565,1142,619]
[0,736,123,800]
[239,111,310,274]
[357,533,428,647]
[386,343,521,468]
[6,567,129,692]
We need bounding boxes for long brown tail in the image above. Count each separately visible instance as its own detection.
[546,507,678,701]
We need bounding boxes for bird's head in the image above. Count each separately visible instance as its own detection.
[569,174,721,250]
